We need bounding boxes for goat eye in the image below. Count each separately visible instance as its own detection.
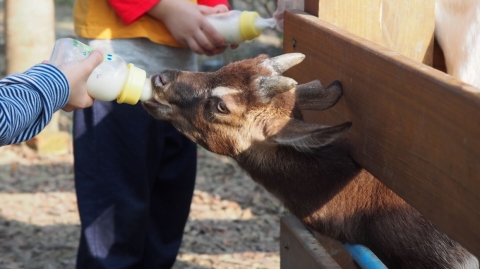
[216,100,229,114]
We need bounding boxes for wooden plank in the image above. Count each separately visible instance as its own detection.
[304,0,435,65]
[280,215,343,269]
[283,10,480,258]
[305,0,320,16]
[312,232,360,269]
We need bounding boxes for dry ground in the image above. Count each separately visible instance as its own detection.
[0,140,284,269]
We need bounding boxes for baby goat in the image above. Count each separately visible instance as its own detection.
[143,53,478,269]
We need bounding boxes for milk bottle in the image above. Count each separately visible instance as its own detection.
[206,11,276,44]
[49,38,152,105]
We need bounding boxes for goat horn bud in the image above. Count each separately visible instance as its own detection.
[255,75,298,102]
[262,53,305,75]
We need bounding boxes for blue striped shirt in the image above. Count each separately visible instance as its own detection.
[0,64,69,146]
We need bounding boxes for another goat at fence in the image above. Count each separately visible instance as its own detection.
[435,0,480,89]
[143,53,478,269]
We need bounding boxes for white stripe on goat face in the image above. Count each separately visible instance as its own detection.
[211,87,241,98]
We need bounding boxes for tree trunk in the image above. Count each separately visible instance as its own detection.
[5,0,69,155]
[5,0,55,74]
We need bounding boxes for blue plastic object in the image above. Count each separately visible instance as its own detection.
[343,243,388,269]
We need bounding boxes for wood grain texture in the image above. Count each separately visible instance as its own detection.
[305,0,435,65]
[284,10,480,259]
[280,215,343,269]
[313,232,360,269]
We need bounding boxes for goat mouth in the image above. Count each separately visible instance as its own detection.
[143,98,171,110]
[143,98,170,107]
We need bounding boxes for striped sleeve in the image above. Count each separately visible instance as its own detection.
[0,64,70,146]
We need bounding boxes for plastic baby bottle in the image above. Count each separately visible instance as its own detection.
[206,10,276,44]
[49,38,152,105]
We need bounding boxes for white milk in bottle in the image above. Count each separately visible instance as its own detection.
[49,38,152,105]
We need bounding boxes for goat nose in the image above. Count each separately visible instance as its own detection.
[153,73,167,88]
[156,69,178,86]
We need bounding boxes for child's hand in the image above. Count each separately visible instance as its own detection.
[57,49,103,112]
[198,4,229,14]
[148,0,229,56]
[198,4,239,51]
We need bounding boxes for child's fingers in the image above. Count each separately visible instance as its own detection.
[186,38,205,55]
[195,31,216,51]
[213,4,229,13]
[198,5,218,15]
[201,20,224,46]
[82,49,104,73]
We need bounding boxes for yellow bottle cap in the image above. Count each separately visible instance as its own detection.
[117,63,146,105]
[239,11,261,41]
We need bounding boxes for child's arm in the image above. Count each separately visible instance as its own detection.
[108,0,231,55]
[0,50,102,146]
[0,64,70,146]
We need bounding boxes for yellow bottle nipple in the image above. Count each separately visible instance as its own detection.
[117,63,146,105]
[239,11,262,41]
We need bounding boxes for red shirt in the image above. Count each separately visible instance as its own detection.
[108,0,230,25]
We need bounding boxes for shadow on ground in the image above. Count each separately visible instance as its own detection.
[0,144,282,268]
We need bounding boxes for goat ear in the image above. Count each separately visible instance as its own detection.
[261,53,305,75]
[296,80,343,110]
[266,119,352,149]
[254,75,298,103]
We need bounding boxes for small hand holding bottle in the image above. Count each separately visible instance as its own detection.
[148,0,229,56]
[55,49,103,111]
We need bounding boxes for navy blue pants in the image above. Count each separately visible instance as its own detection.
[73,101,197,269]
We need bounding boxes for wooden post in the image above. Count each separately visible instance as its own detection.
[5,0,55,74]
[5,0,70,154]
[305,0,435,65]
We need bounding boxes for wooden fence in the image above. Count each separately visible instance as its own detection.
[280,1,480,267]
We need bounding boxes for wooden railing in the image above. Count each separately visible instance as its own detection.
[280,1,480,267]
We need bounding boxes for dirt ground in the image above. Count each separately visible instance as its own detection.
[0,2,285,269]
[0,142,284,269]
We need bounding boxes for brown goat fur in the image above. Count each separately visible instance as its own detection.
[143,53,477,269]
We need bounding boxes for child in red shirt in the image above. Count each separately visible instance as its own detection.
[72,1,230,268]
